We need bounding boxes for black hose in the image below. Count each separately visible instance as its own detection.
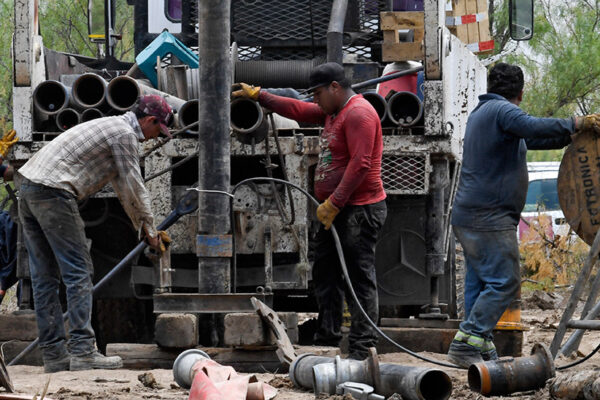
[231,177,465,369]
[556,342,600,370]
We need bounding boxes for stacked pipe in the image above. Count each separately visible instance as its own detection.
[385,91,423,128]
[32,74,186,134]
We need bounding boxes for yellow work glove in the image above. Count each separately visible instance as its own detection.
[157,230,172,253]
[231,82,261,100]
[316,198,340,230]
[0,130,18,158]
[579,114,600,134]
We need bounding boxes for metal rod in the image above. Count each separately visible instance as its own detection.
[566,320,600,330]
[197,1,232,294]
[550,227,600,357]
[327,0,348,64]
[351,66,424,91]
[560,298,600,356]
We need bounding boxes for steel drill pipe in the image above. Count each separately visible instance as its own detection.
[290,353,452,400]
[106,75,186,112]
[178,99,199,134]
[55,108,80,131]
[71,73,107,109]
[386,91,423,127]
[230,98,269,144]
[468,343,555,397]
[80,108,104,122]
[33,80,70,115]
[362,92,388,122]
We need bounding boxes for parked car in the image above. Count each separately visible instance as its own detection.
[519,162,570,241]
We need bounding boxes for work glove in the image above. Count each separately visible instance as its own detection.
[157,230,172,253]
[579,114,600,134]
[231,82,261,101]
[316,198,340,230]
[0,130,18,158]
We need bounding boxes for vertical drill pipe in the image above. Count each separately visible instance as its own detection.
[55,108,80,131]
[468,343,555,396]
[197,1,232,293]
[71,73,107,109]
[32,80,70,115]
[362,92,388,122]
[106,75,186,112]
[327,0,348,64]
[80,108,105,122]
[178,99,199,134]
[386,91,423,127]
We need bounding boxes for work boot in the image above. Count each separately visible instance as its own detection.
[70,351,122,371]
[482,340,498,361]
[43,353,71,373]
[447,340,484,368]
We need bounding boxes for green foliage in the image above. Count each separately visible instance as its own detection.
[0,0,135,126]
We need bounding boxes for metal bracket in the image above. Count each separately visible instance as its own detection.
[251,296,297,366]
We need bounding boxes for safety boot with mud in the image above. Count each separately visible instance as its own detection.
[44,353,71,373]
[447,340,484,368]
[70,351,123,371]
[482,340,498,361]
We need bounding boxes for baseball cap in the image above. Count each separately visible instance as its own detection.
[307,62,347,93]
[137,94,174,138]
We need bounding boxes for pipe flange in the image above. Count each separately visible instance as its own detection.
[289,352,316,388]
[367,347,381,393]
[172,348,210,389]
[532,343,555,379]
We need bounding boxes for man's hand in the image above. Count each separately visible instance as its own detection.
[231,83,261,100]
[316,198,340,230]
[578,114,600,134]
[0,130,18,158]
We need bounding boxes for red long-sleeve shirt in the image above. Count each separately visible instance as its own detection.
[258,91,386,208]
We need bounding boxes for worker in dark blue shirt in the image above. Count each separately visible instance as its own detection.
[448,63,598,367]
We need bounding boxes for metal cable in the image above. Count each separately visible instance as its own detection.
[231,177,465,369]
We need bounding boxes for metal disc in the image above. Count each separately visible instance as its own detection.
[557,130,600,245]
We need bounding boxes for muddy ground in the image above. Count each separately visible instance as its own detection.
[4,289,600,399]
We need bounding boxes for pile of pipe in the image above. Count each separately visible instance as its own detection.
[360,90,423,128]
[32,74,185,133]
[33,73,297,140]
[289,352,452,400]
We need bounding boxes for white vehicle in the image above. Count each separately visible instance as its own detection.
[519,162,570,241]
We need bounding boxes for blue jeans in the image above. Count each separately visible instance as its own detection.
[19,180,95,360]
[454,225,520,341]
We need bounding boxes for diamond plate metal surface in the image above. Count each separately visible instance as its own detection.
[382,153,429,194]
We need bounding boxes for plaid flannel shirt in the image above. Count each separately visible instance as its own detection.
[18,112,156,237]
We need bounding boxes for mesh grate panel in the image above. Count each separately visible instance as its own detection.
[382,154,429,194]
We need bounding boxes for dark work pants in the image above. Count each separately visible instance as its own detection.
[19,180,96,361]
[312,200,387,357]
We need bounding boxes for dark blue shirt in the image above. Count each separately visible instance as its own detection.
[451,93,575,230]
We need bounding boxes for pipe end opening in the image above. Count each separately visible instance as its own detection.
[420,370,453,400]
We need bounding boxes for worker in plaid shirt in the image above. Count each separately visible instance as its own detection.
[16,94,173,373]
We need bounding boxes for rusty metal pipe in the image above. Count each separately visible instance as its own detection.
[55,108,80,131]
[230,98,269,144]
[33,80,70,115]
[71,73,107,109]
[106,75,186,112]
[290,352,452,400]
[468,343,555,397]
[178,99,199,134]
[362,92,388,122]
[80,108,104,122]
[386,91,423,127]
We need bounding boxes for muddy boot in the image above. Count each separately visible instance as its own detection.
[482,340,498,361]
[70,351,122,371]
[447,340,484,368]
[44,353,71,373]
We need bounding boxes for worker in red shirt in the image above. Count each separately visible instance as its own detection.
[233,62,387,360]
